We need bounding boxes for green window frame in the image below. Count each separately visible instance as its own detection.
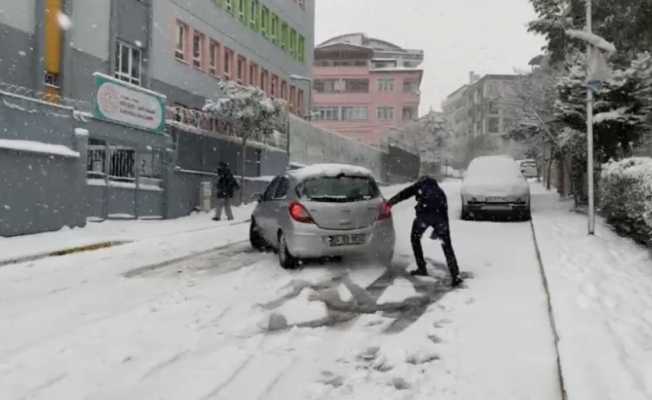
[289,28,297,58]
[224,0,234,14]
[238,0,247,22]
[280,21,288,51]
[298,35,305,63]
[270,13,279,44]
[249,0,259,30]
[260,6,270,38]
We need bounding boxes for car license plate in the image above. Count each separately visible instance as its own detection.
[329,234,366,247]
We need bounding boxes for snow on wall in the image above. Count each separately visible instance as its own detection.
[0,139,79,158]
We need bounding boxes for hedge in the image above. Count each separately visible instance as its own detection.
[600,157,652,246]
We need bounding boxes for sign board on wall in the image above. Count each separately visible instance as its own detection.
[93,73,167,134]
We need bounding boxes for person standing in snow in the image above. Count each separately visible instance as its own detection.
[213,162,239,221]
[388,176,463,287]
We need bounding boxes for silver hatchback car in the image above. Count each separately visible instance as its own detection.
[249,164,396,269]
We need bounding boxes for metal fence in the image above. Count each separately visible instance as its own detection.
[166,106,288,150]
[0,81,92,112]
[87,144,164,185]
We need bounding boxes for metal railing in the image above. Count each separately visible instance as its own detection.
[166,105,288,150]
[0,81,92,112]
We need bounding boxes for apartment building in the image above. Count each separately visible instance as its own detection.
[311,33,423,146]
[442,73,519,139]
[0,0,315,116]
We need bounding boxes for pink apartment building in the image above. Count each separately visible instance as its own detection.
[312,33,424,145]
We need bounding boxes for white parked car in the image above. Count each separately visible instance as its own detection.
[250,164,396,269]
[460,156,531,220]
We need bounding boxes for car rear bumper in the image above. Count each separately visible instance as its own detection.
[286,220,395,259]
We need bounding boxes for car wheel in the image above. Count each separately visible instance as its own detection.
[249,218,266,251]
[278,232,299,270]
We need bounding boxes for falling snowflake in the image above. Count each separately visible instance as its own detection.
[18,51,26,57]
[57,12,72,31]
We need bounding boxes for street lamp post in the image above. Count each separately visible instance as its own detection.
[289,74,313,120]
[586,0,596,235]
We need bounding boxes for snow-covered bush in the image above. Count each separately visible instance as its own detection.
[600,157,652,245]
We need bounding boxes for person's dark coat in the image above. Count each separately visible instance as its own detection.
[216,164,240,199]
[388,176,449,224]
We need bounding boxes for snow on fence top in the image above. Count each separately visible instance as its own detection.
[289,163,374,181]
[0,139,79,158]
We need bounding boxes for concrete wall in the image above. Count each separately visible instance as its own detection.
[289,115,385,180]
[0,23,37,90]
[0,91,86,237]
[0,0,36,33]
[69,0,111,61]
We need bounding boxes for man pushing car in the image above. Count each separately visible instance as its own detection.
[388,176,463,288]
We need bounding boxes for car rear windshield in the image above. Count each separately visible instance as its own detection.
[297,175,380,202]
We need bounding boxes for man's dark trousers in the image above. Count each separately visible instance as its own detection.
[411,215,459,278]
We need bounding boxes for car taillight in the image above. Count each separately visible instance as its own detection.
[289,202,314,224]
[378,201,392,220]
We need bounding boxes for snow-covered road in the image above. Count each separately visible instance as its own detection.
[0,181,561,399]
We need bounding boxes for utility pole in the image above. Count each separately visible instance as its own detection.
[586,0,596,235]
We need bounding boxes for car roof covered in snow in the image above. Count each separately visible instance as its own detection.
[288,163,374,182]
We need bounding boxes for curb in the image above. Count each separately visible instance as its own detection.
[0,241,130,268]
[529,218,568,400]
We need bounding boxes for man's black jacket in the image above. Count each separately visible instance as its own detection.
[388,176,448,222]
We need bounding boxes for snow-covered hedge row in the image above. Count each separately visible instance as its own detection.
[600,157,652,246]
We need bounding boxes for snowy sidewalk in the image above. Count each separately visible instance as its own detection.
[0,205,255,265]
[530,183,652,400]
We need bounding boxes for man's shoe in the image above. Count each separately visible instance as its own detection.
[212,217,221,221]
[410,269,429,277]
[451,275,464,288]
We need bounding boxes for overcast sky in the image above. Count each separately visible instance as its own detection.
[315,0,546,114]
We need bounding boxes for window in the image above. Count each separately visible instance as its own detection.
[345,79,369,93]
[289,28,297,58]
[289,86,296,112]
[224,0,234,13]
[280,80,288,100]
[273,177,289,199]
[260,69,269,93]
[115,41,142,85]
[402,107,417,121]
[377,78,395,92]
[237,55,247,82]
[192,31,205,69]
[297,35,305,63]
[260,6,270,37]
[488,117,500,133]
[341,106,368,121]
[238,0,246,22]
[270,13,279,43]
[208,40,220,76]
[297,176,380,202]
[313,107,339,121]
[249,0,259,29]
[297,89,305,116]
[373,60,397,69]
[377,107,394,121]
[271,74,279,97]
[280,22,288,50]
[249,63,258,86]
[403,80,419,94]
[175,21,188,61]
[224,47,234,79]
[488,100,500,114]
[263,177,280,201]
